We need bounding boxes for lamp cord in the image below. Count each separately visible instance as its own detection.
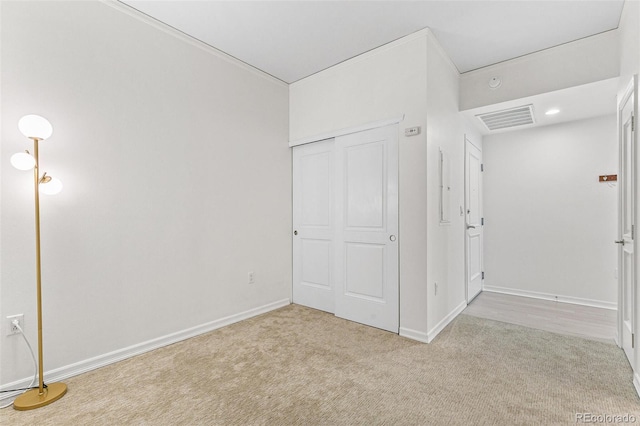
[0,322,39,408]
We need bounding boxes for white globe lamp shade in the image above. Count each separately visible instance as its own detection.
[10,152,36,170]
[18,115,53,140]
[40,177,63,195]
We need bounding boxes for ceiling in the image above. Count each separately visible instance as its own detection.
[121,0,624,84]
[461,78,620,136]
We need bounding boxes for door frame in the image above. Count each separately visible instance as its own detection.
[464,135,484,304]
[618,75,638,370]
[291,120,402,333]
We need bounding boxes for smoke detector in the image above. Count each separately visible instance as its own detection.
[488,77,502,89]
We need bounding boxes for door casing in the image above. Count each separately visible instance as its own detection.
[618,75,638,369]
[465,136,484,303]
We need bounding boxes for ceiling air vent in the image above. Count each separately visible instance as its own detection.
[476,104,535,131]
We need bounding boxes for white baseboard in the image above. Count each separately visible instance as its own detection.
[399,327,429,343]
[483,285,617,310]
[427,300,468,343]
[0,298,290,407]
[634,373,640,398]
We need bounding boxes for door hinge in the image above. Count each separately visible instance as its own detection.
[633,224,635,240]
[632,115,635,132]
[633,333,635,349]
[481,217,484,226]
[481,164,484,172]
[481,271,485,280]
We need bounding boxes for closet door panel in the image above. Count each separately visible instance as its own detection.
[292,139,335,313]
[334,125,399,333]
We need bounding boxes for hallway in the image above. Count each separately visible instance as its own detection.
[464,291,617,344]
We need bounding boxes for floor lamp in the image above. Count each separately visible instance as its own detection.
[10,114,67,410]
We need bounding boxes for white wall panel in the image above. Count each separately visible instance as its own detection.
[290,30,429,336]
[461,31,620,111]
[425,35,472,337]
[483,116,617,305]
[1,1,290,386]
[618,0,639,97]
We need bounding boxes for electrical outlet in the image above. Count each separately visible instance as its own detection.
[7,314,24,336]
[248,272,255,284]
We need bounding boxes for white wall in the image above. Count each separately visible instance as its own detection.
[1,1,291,388]
[425,35,478,340]
[290,29,478,341]
[290,30,430,337]
[483,115,618,307]
[618,0,639,95]
[460,30,620,111]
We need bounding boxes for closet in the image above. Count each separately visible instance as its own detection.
[292,124,399,332]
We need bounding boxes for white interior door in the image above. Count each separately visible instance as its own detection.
[293,139,335,313]
[334,125,399,333]
[466,137,483,303]
[619,77,637,365]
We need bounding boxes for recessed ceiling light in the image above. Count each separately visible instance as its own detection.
[545,108,560,115]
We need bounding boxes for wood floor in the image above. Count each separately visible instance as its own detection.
[463,291,618,344]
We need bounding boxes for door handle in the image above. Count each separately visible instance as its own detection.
[294,230,298,236]
[390,235,396,242]
[615,239,625,245]
[466,224,476,229]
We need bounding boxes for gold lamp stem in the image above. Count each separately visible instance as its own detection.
[13,138,67,410]
[33,137,45,395]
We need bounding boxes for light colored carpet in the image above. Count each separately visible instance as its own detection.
[1,304,639,425]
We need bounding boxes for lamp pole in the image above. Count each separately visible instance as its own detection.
[33,137,45,396]
[12,116,67,411]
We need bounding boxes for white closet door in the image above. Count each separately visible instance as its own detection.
[292,139,335,313]
[334,125,399,333]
